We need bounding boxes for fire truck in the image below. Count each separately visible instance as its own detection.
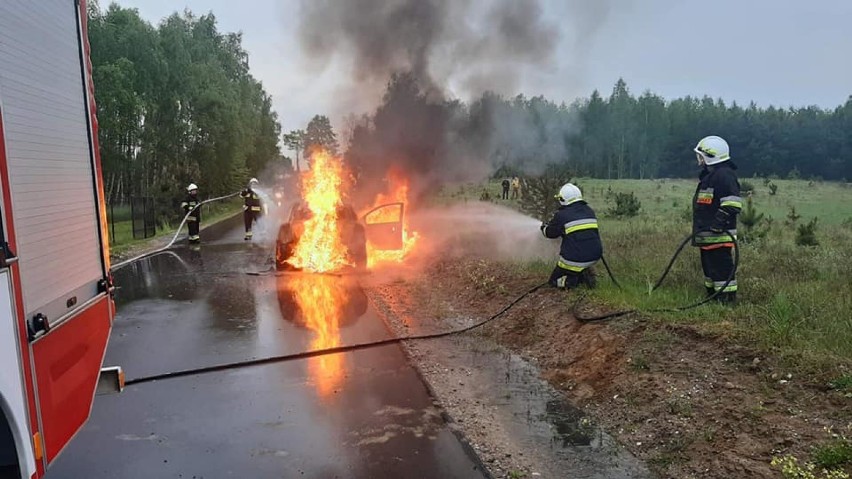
[0,1,116,478]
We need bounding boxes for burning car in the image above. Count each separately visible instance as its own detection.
[275,201,405,272]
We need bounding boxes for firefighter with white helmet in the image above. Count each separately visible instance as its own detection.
[692,135,742,304]
[241,178,262,240]
[181,183,201,243]
[540,182,603,289]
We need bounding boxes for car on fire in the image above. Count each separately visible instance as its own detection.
[275,202,405,271]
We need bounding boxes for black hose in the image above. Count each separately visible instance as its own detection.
[124,281,548,386]
[122,230,735,385]
[573,229,739,322]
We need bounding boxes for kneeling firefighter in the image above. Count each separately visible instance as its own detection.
[692,135,742,305]
[541,183,603,289]
[241,178,263,240]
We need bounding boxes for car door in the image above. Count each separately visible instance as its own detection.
[361,202,404,250]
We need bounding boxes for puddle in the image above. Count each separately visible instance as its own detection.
[459,336,652,479]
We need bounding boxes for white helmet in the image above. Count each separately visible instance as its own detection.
[694,136,731,165]
[186,183,198,192]
[556,183,582,206]
[249,178,259,186]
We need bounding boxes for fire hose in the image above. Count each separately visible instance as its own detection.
[573,229,739,322]
[123,229,736,386]
[111,191,241,272]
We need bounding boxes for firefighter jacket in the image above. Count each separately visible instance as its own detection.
[542,201,603,272]
[181,195,200,222]
[692,161,742,247]
[241,188,262,213]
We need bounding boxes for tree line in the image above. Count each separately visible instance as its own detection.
[286,75,852,193]
[88,3,281,219]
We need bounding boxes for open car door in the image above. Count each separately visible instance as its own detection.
[362,202,404,250]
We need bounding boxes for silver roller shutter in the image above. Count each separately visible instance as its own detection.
[0,0,105,323]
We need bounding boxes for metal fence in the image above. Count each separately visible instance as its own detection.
[131,196,156,239]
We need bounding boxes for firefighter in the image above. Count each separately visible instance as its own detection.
[541,183,602,289]
[181,183,201,243]
[501,178,510,199]
[692,135,742,305]
[241,178,263,240]
[511,176,521,199]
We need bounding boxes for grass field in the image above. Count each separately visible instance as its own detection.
[439,177,852,373]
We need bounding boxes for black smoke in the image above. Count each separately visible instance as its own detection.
[297,0,608,205]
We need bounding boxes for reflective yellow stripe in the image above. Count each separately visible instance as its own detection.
[557,261,585,272]
[720,200,742,209]
[565,223,599,234]
[695,234,736,244]
[251,206,262,211]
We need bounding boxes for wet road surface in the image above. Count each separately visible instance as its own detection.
[47,219,487,479]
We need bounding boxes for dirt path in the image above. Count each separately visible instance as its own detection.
[364,258,851,479]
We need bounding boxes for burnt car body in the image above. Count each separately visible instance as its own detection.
[275,202,405,271]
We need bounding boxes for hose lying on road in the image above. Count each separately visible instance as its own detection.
[122,230,735,386]
[573,229,739,322]
[124,281,548,386]
[111,192,240,272]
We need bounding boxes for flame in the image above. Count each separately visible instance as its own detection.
[363,172,419,268]
[290,274,347,399]
[287,149,349,273]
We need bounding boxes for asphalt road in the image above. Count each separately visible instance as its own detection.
[46,218,487,479]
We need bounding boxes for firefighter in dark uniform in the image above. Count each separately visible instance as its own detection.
[241,178,262,240]
[541,183,603,289]
[692,135,742,305]
[181,183,201,243]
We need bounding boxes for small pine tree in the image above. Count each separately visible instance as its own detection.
[607,192,642,218]
[795,217,819,246]
[786,206,801,226]
[518,166,573,221]
[740,181,755,195]
[768,182,778,195]
[739,196,768,242]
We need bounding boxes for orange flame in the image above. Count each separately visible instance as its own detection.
[287,149,349,273]
[363,173,419,268]
[290,274,346,399]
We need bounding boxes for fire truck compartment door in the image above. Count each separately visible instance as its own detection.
[362,202,404,251]
[0,0,106,325]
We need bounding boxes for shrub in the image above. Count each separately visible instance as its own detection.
[741,181,756,195]
[769,182,778,195]
[796,217,819,247]
[739,196,769,242]
[787,206,801,226]
[607,192,642,218]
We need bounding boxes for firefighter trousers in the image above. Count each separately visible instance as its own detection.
[244,210,258,232]
[187,220,200,241]
[548,265,596,289]
[700,247,737,295]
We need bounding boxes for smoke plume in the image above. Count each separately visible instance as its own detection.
[297,0,611,206]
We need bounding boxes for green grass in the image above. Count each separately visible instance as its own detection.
[813,437,852,470]
[439,178,852,371]
[107,198,243,256]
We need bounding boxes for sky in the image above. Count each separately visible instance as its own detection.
[113,0,852,135]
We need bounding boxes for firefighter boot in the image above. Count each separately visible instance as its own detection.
[715,292,737,306]
[580,268,597,289]
[244,230,253,241]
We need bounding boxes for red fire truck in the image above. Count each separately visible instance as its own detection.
[0,1,116,478]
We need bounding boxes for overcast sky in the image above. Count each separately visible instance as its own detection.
[114,0,852,134]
